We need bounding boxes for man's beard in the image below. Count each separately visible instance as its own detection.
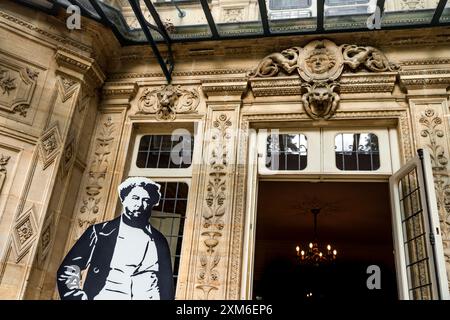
[123,208,152,228]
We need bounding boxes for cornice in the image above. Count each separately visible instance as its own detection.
[201,78,248,97]
[248,72,398,97]
[55,48,106,88]
[399,69,450,89]
[0,10,93,55]
[102,82,139,99]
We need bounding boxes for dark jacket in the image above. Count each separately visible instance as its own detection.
[57,216,175,300]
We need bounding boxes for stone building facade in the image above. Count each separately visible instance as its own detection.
[0,0,449,299]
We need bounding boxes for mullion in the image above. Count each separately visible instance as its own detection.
[156,135,164,168]
[169,136,176,168]
[145,135,152,168]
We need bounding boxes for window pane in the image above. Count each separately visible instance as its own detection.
[335,133,380,171]
[150,181,189,287]
[269,0,312,10]
[136,135,193,169]
[324,0,376,30]
[398,169,434,300]
[266,134,308,171]
[268,0,316,33]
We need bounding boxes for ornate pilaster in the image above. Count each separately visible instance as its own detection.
[409,98,450,290]
[184,80,244,300]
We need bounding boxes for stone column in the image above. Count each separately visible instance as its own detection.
[400,66,450,292]
[180,79,246,299]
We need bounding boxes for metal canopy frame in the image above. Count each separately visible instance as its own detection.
[16,0,450,83]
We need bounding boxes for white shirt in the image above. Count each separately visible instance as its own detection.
[94,217,160,300]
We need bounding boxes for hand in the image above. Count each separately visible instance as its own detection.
[58,265,82,290]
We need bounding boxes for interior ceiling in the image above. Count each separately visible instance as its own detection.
[255,181,394,264]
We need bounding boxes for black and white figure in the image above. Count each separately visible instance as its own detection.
[57,177,174,300]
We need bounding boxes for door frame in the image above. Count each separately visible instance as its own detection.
[240,123,403,299]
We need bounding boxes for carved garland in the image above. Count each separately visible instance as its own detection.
[76,117,115,237]
[196,114,232,299]
[137,85,199,121]
[250,39,400,120]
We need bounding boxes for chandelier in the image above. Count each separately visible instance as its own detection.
[295,208,337,266]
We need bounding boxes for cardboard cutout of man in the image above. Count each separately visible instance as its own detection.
[57,177,174,300]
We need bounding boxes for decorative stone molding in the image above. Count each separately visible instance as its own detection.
[38,123,62,170]
[250,39,400,119]
[102,82,139,100]
[38,212,55,266]
[339,73,397,93]
[196,113,233,299]
[249,73,397,96]
[222,8,244,23]
[0,60,39,118]
[57,76,79,103]
[12,206,38,263]
[0,154,11,193]
[55,48,105,89]
[137,85,200,120]
[249,77,302,96]
[400,58,450,66]
[399,69,450,90]
[108,69,250,80]
[60,132,76,178]
[201,79,248,97]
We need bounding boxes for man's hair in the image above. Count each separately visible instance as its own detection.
[118,177,161,207]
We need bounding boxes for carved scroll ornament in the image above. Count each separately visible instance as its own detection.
[250,39,400,120]
[137,85,199,121]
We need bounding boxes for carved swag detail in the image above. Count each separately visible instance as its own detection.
[137,85,199,121]
[251,39,400,119]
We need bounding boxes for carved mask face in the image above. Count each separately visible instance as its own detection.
[311,87,331,105]
[307,54,331,74]
[159,89,177,108]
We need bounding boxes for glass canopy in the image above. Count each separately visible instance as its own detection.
[15,0,449,81]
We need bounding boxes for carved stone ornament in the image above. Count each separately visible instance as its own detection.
[0,154,10,193]
[0,61,39,118]
[137,85,199,121]
[301,81,340,120]
[38,123,62,170]
[250,39,400,119]
[12,206,38,262]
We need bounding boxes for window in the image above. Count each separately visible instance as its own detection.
[258,128,393,176]
[269,0,312,10]
[136,134,194,169]
[128,123,200,292]
[325,0,370,5]
[266,133,308,171]
[334,133,380,171]
[150,181,189,287]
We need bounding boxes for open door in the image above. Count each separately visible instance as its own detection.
[390,149,449,300]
